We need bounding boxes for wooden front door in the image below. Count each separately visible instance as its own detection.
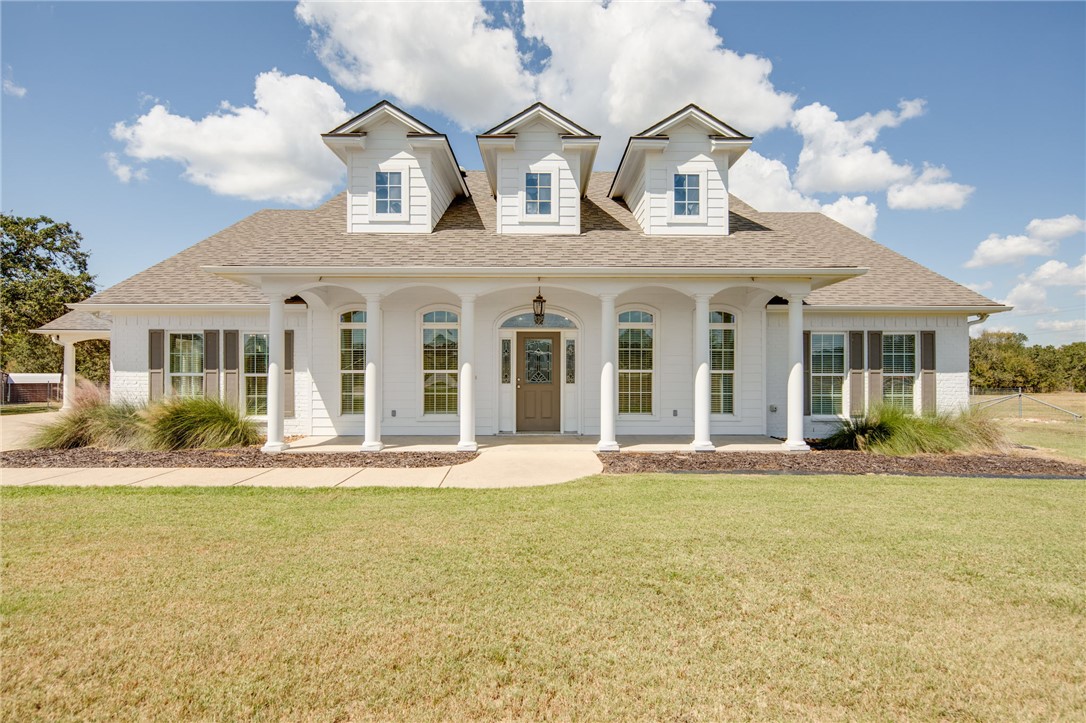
[517,332,561,431]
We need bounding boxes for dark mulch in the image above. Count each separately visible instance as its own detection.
[0,448,476,469]
[599,450,1086,479]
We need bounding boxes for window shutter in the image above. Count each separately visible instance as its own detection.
[868,331,883,406]
[223,330,239,407]
[148,329,165,401]
[921,330,937,414]
[284,330,295,418]
[803,331,811,416]
[203,330,220,400]
[849,331,865,415]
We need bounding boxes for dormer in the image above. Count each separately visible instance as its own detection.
[609,104,752,236]
[322,101,469,234]
[477,103,600,235]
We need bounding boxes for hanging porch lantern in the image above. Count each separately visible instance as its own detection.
[533,284,546,325]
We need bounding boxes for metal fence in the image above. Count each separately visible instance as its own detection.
[970,387,1082,420]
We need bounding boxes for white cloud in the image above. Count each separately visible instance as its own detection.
[1035,319,1086,333]
[111,70,350,205]
[1025,214,1085,242]
[1002,281,1050,313]
[819,195,878,237]
[965,214,1085,268]
[886,164,974,210]
[3,66,26,97]
[970,322,1018,338]
[964,281,993,293]
[791,99,922,194]
[296,0,534,132]
[104,152,148,184]
[1026,256,1086,287]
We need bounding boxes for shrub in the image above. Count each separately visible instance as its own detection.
[823,404,1006,456]
[29,380,144,449]
[145,397,260,450]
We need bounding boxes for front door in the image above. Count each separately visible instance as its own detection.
[517,332,561,432]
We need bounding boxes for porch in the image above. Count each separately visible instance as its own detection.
[287,434,785,454]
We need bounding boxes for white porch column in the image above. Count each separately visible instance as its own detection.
[783,293,810,451]
[362,293,383,451]
[262,296,289,453]
[691,294,714,451]
[61,340,76,410]
[597,293,620,452]
[457,293,477,452]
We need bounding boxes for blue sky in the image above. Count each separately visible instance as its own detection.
[3,1,1084,344]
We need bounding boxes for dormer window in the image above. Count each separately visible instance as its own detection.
[673,173,700,216]
[375,171,402,215]
[525,173,552,216]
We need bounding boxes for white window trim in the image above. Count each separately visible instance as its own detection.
[710,307,739,418]
[616,305,659,419]
[239,331,270,419]
[167,331,206,399]
[369,163,410,223]
[518,162,560,223]
[337,308,368,417]
[417,304,461,419]
[667,164,708,224]
[882,331,919,414]
[809,331,847,420]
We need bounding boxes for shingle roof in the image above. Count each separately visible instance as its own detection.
[35,309,111,332]
[77,171,1002,312]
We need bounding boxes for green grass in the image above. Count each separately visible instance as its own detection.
[973,392,1086,461]
[0,403,58,416]
[3,475,1084,721]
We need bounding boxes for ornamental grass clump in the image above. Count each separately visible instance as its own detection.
[145,396,260,450]
[29,381,146,450]
[824,404,1006,456]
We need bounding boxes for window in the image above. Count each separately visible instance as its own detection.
[618,310,654,414]
[169,333,204,398]
[422,310,458,415]
[883,333,916,410]
[243,333,269,415]
[340,310,366,415]
[374,171,402,215]
[810,333,845,415]
[565,338,576,385]
[500,312,576,328]
[710,311,736,414]
[501,339,512,384]
[525,172,552,216]
[673,173,700,216]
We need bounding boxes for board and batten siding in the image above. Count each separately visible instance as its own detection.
[764,311,970,439]
[495,122,581,235]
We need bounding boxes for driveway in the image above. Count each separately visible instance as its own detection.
[0,411,56,452]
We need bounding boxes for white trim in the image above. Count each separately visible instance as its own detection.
[240,330,270,418]
[616,303,660,420]
[519,163,560,223]
[667,165,708,224]
[808,330,847,420]
[370,163,410,223]
[881,331,920,415]
[709,305,740,418]
[336,306,368,417]
[166,330,206,399]
[417,303,461,419]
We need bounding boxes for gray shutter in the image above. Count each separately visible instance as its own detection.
[868,331,883,406]
[921,330,937,414]
[148,330,165,401]
[849,331,865,415]
[203,330,220,400]
[284,330,295,418]
[803,331,811,416]
[223,330,239,408]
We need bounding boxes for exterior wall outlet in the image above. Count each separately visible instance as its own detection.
[672,409,678,417]
[769,405,778,413]
[391,409,397,417]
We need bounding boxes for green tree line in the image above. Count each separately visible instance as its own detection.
[970,331,1086,392]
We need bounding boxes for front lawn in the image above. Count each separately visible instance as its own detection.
[3,475,1083,720]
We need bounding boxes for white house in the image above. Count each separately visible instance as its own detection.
[38,101,1008,453]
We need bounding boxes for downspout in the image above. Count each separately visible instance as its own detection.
[967,313,989,327]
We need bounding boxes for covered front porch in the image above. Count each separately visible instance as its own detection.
[286,434,786,454]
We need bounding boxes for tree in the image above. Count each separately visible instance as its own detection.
[1,214,109,383]
[970,331,1085,393]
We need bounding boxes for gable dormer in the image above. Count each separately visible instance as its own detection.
[477,103,600,235]
[609,104,752,236]
[322,101,469,234]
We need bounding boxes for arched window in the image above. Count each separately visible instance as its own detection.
[709,310,737,414]
[618,310,654,414]
[339,310,366,415]
[422,310,459,415]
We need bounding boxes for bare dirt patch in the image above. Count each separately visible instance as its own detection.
[599,450,1086,479]
[0,448,475,469]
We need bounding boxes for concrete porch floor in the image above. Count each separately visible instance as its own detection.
[286,434,784,454]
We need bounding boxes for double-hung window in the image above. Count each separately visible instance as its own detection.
[242,333,269,415]
[422,310,459,415]
[618,310,654,414]
[340,311,367,415]
[673,173,700,217]
[710,311,736,414]
[883,333,916,411]
[374,171,403,216]
[169,333,204,398]
[524,172,552,216]
[810,333,846,415]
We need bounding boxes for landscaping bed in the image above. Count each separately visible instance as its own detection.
[0,448,475,469]
[599,450,1086,478]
